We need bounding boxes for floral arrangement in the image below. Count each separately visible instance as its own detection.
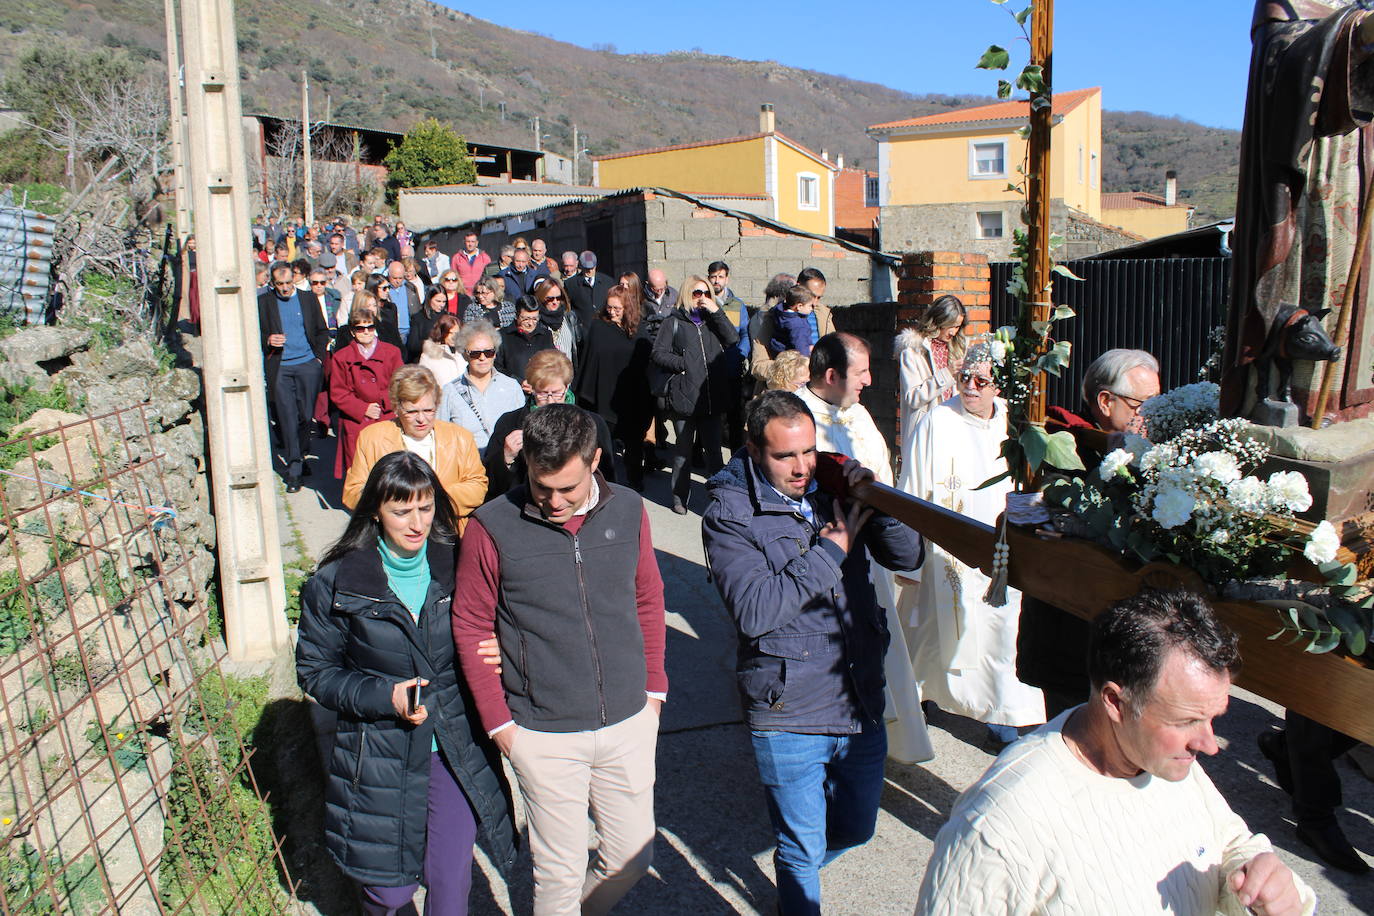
[1044,383,1371,658]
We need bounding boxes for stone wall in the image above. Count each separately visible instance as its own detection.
[880,199,1145,263]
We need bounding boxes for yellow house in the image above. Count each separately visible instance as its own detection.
[591,105,838,236]
[1101,188,1194,240]
[867,88,1102,252]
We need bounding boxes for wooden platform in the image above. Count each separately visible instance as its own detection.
[854,480,1374,744]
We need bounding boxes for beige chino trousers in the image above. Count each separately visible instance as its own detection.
[507,703,659,915]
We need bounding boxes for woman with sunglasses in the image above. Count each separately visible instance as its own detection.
[897,338,1046,748]
[297,451,516,915]
[434,270,473,317]
[532,277,578,363]
[435,321,525,459]
[330,299,405,479]
[649,274,738,514]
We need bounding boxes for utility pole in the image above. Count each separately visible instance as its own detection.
[572,123,579,185]
[162,0,191,242]
[1024,0,1054,426]
[176,0,289,662]
[533,116,542,152]
[301,69,315,226]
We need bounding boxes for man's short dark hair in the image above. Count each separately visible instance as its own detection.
[329,232,344,243]
[746,389,815,448]
[516,294,540,314]
[292,258,312,275]
[1087,589,1240,710]
[270,262,293,281]
[797,267,826,286]
[808,332,869,383]
[522,404,599,474]
[707,261,729,276]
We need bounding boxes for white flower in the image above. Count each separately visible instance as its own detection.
[1097,448,1133,481]
[1304,520,1340,565]
[1152,486,1196,529]
[1209,528,1231,545]
[989,339,1007,364]
[1193,451,1240,484]
[1226,477,1267,514]
[1266,470,1313,513]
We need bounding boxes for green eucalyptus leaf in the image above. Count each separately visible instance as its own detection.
[1044,430,1086,471]
[997,80,1013,99]
[978,45,1011,70]
[1015,6,1032,25]
[1052,263,1084,281]
[1306,629,1342,654]
[1019,424,1049,472]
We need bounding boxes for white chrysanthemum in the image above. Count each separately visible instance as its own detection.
[1097,448,1133,481]
[989,339,1007,364]
[1304,520,1340,565]
[1152,486,1196,529]
[1194,450,1240,484]
[1266,470,1313,513]
[1226,476,1267,514]
[1209,528,1231,544]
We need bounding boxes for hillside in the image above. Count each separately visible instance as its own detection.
[0,0,1238,221]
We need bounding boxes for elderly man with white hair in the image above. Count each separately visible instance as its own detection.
[1048,347,1161,436]
[898,338,1044,748]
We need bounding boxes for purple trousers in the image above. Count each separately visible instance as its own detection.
[358,752,479,916]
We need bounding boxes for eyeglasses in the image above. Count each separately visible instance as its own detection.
[532,389,567,403]
[464,348,496,359]
[1110,391,1147,412]
[400,407,436,418]
[352,324,376,334]
[958,370,995,390]
[690,289,710,298]
[543,294,564,303]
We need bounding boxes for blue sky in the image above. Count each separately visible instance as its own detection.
[444,0,1252,130]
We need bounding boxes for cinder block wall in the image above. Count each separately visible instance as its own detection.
[647,195,877,307]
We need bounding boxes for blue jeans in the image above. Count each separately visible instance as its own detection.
[749,721,887,915]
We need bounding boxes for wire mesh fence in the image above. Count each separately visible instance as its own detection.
[0,404,297,913]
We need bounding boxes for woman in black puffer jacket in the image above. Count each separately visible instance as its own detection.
[296,452,515,914]
[651,274,739,514]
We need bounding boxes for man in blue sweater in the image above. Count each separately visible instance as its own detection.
[258,263,330,491]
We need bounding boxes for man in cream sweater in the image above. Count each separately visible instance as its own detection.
[916,590,1315,916]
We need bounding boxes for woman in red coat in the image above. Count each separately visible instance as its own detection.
[329,296,404,478]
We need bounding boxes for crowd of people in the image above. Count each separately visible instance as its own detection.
[260,215,1345,915]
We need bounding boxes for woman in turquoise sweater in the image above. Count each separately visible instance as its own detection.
[296,452,515,914]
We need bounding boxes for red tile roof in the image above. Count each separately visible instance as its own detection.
[591,131,834,169]
[868,87,1100,131]
[1102,191,1189,210]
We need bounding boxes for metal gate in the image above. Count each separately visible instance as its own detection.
[990,257,1230,407]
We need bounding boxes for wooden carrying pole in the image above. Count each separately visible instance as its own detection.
[851,478,1374,744]
[1023,0,1055,426]
[1309,169,1374,426]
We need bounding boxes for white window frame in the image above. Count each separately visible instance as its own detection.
[1090,151,1100,189]
[797,171,820,211]
[864,175,879,207]
[975,210,1004,240]
[968,139,1008,180]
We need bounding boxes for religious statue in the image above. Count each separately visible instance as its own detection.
[1222,0,1374,425]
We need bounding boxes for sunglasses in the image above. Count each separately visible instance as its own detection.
[958,371,994,390]
[464,348,496,359]
[353,324,376,333]
[690,289,710,298]
[543,294,564,303]
[442,276,459,282]
[310,280,328,286]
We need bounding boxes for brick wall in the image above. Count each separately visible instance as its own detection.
[896,251,992,335]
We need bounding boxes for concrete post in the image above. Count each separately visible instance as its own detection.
[177,0,290,661]
[162,0,191,240]
[301,69,315,226]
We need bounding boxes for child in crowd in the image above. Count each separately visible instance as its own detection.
[768,284,816,356]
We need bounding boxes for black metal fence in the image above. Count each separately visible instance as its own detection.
[990,257,1230,408]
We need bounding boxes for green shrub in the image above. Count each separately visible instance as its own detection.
[0,842,103,914]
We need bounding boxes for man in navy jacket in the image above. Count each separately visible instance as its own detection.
[702,389,921,915]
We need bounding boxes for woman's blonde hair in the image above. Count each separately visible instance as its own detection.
[915,294,969,362]
[349,297,378,327]
[766,350,810,391]
[524,349,573,389]
[680,275,716,309]
[388,364,440,408]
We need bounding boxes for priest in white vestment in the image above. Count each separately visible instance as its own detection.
[797,332,933,764]
[897,341,1044,740]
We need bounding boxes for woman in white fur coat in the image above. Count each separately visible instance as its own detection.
[895,294,968,487]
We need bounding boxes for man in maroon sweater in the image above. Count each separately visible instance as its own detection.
[452,404,667,915]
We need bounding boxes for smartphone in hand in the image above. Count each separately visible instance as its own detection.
[407,681,422,715]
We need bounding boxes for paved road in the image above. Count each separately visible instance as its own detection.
[280,437,1374,914]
